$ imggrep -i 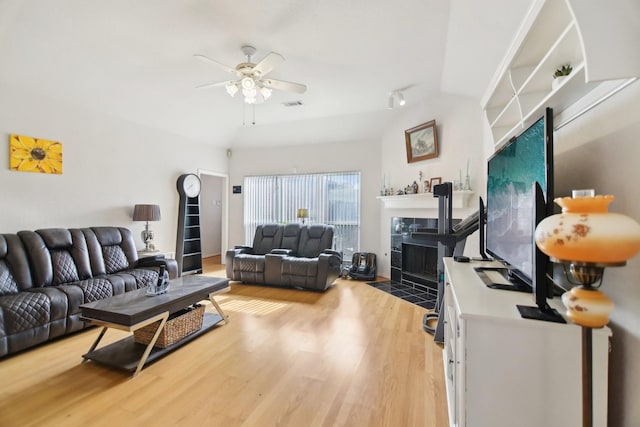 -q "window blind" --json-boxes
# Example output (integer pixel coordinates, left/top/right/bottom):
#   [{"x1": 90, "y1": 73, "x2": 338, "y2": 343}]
[{"x1": 243, "y1": 172, "x2": 360, "y2": 260}]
